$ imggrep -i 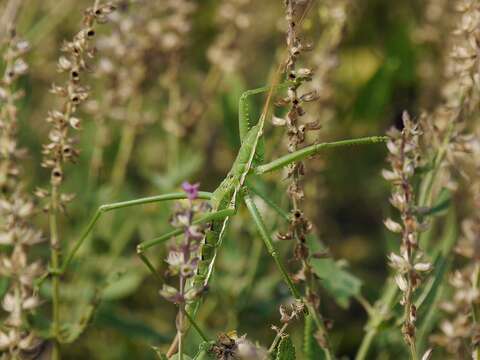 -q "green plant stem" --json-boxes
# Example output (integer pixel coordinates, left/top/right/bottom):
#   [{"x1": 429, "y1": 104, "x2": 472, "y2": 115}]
[
  {"x1": 355, "y1": 280, "x2": 398, "y2": 360},
  {"x1": 137, "y1": 251, "x2": 163, "y2": 282},
  {"x1": 244, "y1": 193, "x2": 333, "y2": 358},
  {"x1": 409, "y1": 343, "x2": 418, "y2": 360},
  {"x1": 254, "y1": 136, "x2": 388, "y2": 175},
  {"x1": 268, "y1": 322, "x2": 289, "y2": 353},
  {"x1": 304, "y1": 314, "x2": 314, "y2": 360},
  {"x1": 184, "y1": 309, "x2": 209, "y2": 342},
  {"x1": 305, "y1": 303, "x2": 334, "y2": 360},
  {"x1": 49, "y1": 185, "x2": 61, "y2": 360},
  {"x1": 87, "y1": 117, "x2": 107, "y2": 188},
  {"x1": 111, "y1": 120, "x2": 137, "y2": 196}
]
